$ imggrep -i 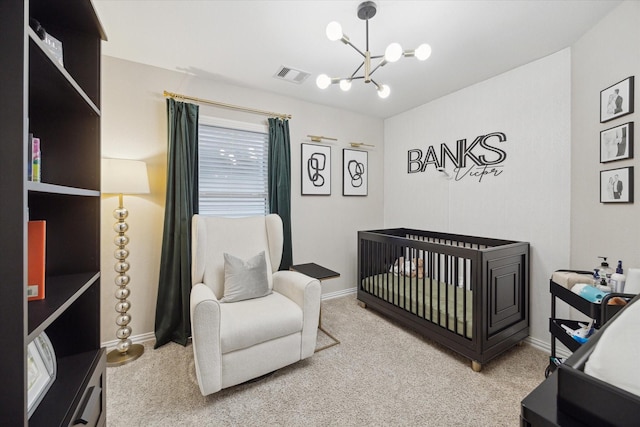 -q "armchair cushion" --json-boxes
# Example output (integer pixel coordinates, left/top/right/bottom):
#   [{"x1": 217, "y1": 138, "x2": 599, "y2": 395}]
[
  {"x1": 220, "y1": 292, "x2": 303, "y2": 353},
  {"x1": 221, "y1": 251, "x2": 271, "y2": 303}
]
